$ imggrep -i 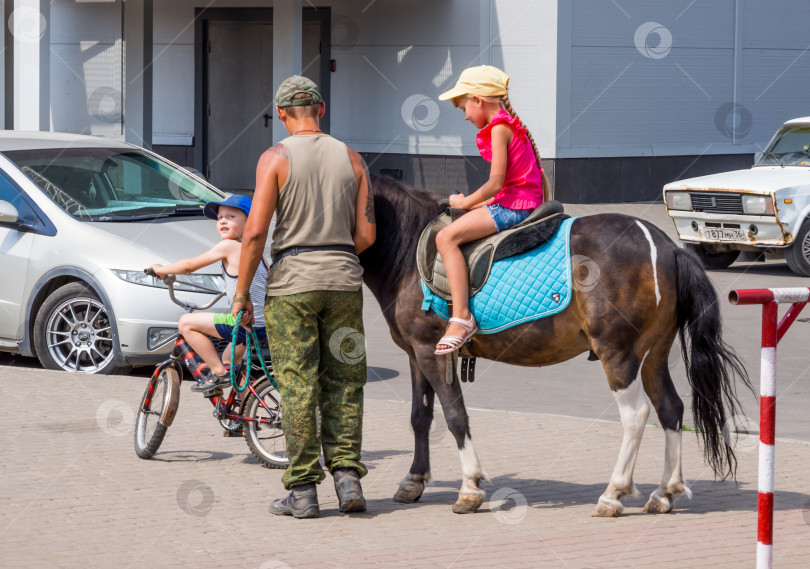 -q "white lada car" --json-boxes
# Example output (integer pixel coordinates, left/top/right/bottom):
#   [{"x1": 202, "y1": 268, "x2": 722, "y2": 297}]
[{"x1": 664, "y1": 117, "x2": 810, "y2": 275}]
